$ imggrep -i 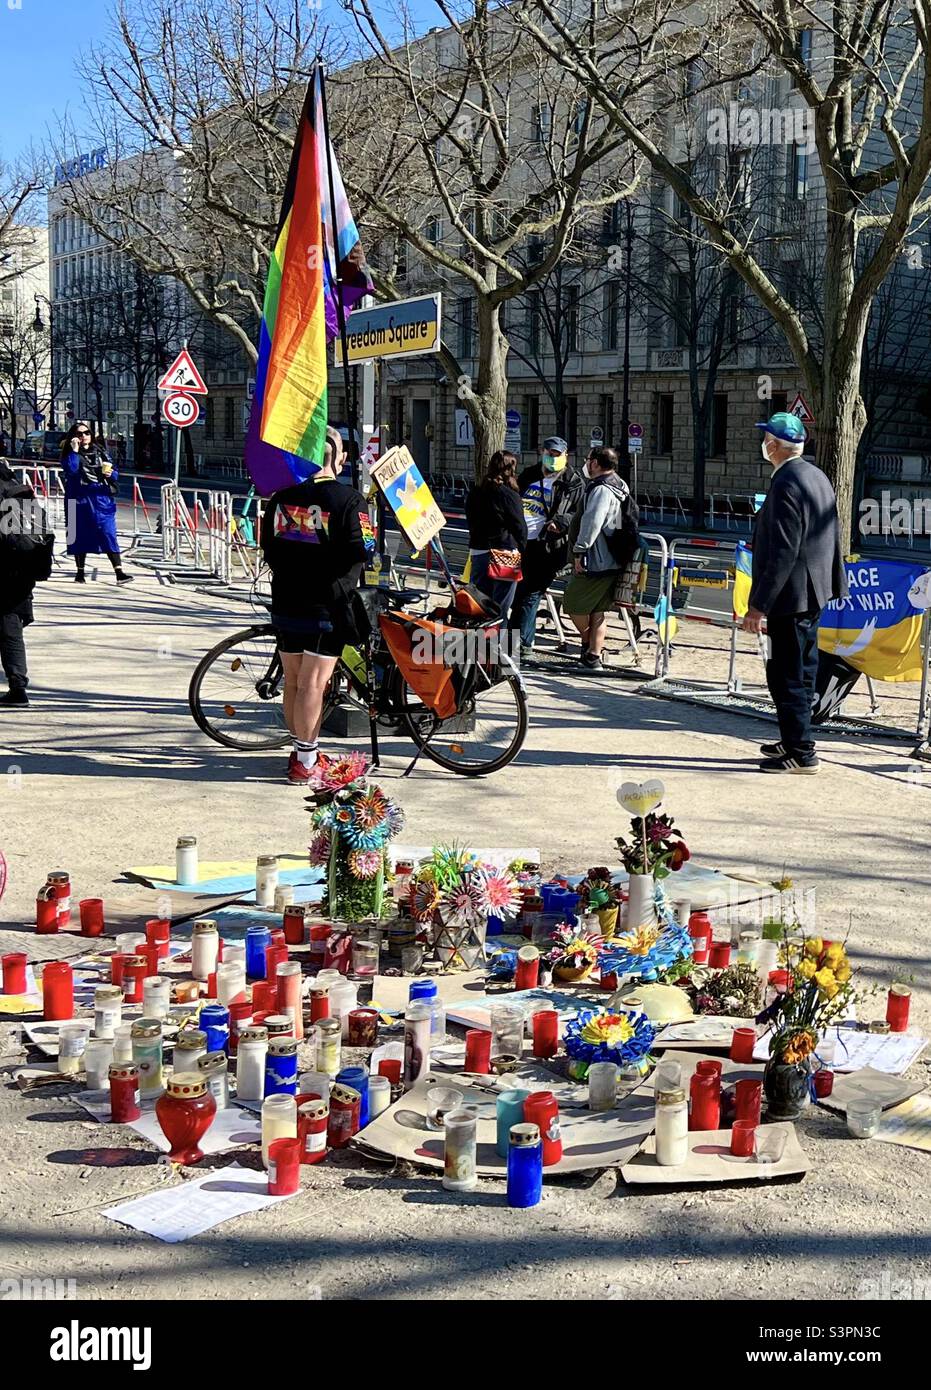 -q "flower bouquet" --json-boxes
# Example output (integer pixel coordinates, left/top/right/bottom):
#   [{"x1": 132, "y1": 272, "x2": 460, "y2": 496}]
[
  {"x1": 691, "y1": 962, "x2": 763, "y2": 1018},
  {"x1": 544, "y1": 922, "x2": 605, "y2": 982},
  {"x1": 576, "y1": 867, "x2": 623, "y2": 937},
  {"x1": 598, "y1": 883, "x2": 693, "y2": 983},
  {"x1": 408, "y1": 844, "x2": 520, "y2": 969},
  {"x1": 563, "y1": 1008, "x2": 656, "y2": 1073},
  {"x1": 306, "y1": 755, "x2": 404, "y2": 923},
  {"x1": 758, "y1": 934, "x2": 859, "y2": 1119},
  {"x1": 616, "y1": 810, "x2": 690, "y2": 930}
]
